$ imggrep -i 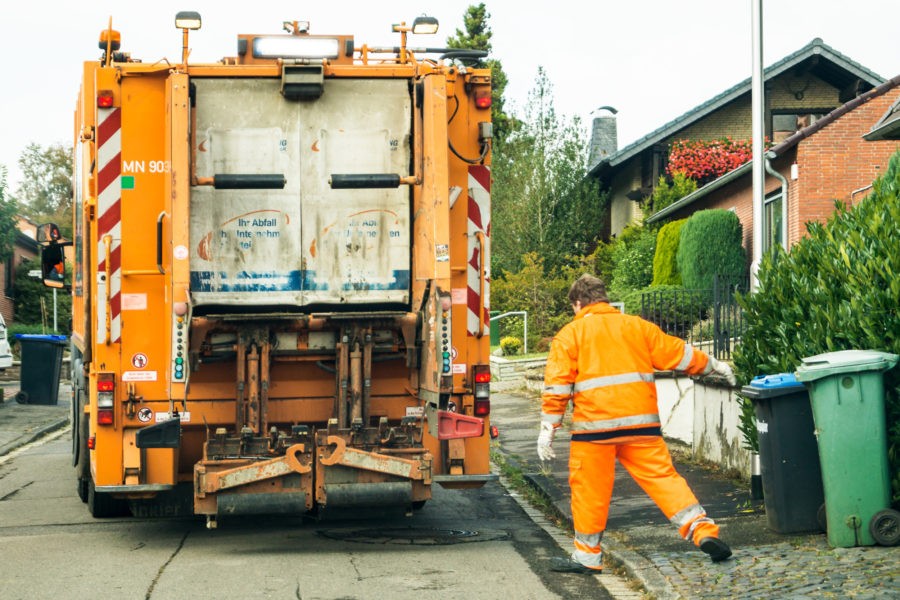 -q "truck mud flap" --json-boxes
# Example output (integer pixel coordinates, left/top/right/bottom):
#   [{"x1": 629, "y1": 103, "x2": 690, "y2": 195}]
[{"x1": 135, "y1": 418, "x2": 181, "y2": 449}]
